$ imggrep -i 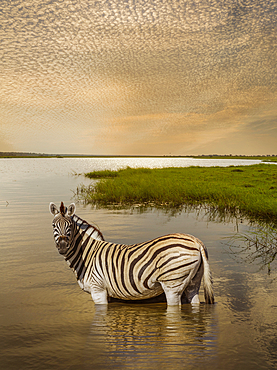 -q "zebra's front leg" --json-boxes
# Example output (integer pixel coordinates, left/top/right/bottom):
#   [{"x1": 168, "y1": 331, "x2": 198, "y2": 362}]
[{"x1": 90, "y1": 286, "x2": 108, "y2": 304}]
